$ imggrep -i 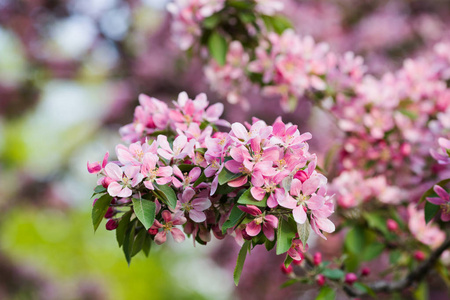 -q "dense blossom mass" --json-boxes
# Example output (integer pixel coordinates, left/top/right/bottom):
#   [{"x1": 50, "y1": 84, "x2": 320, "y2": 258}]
[{"x1": 88, "y1": 92, "x2": 334, "y2": 276}]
